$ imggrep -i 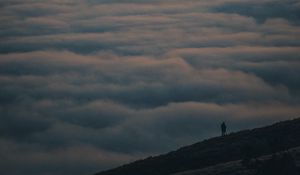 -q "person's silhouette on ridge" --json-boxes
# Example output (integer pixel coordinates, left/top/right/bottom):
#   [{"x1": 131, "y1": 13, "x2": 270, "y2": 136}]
[{"x1": 221, "y1": 122, "x2": 227, "y2": 136}]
